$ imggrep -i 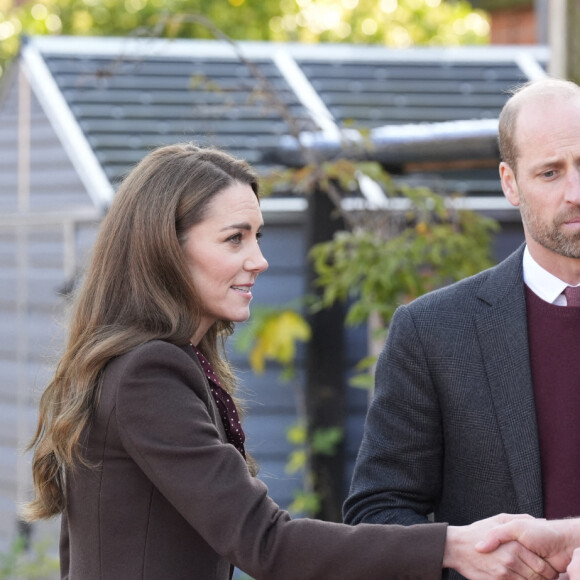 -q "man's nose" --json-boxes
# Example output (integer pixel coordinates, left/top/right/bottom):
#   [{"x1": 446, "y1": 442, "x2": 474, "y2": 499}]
[{"x1": 565, "y1": 168, "x2": 580, "y2": 205}]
